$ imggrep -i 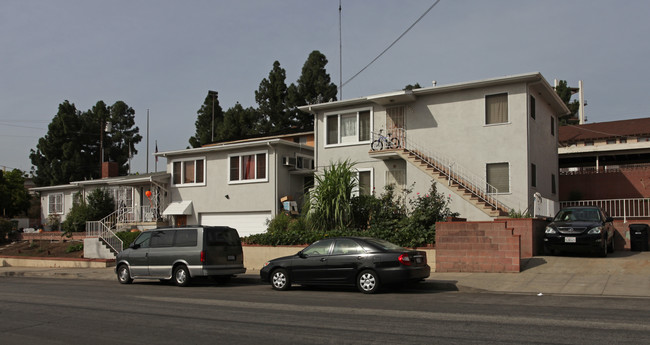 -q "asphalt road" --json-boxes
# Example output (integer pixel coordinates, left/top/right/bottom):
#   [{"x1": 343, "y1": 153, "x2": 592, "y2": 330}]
[{"x1": 1, "y1": 277, "x2": 649, "y2": 344}]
